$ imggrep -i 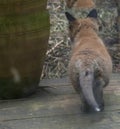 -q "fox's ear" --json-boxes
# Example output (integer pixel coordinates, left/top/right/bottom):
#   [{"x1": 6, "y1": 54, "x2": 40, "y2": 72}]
[
  {"x1": 65, "y1": 12, "x2": 76, "y2": 22},
  {"x1": 87, "y1": 9, "x2": 97, "y2": 19}
]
